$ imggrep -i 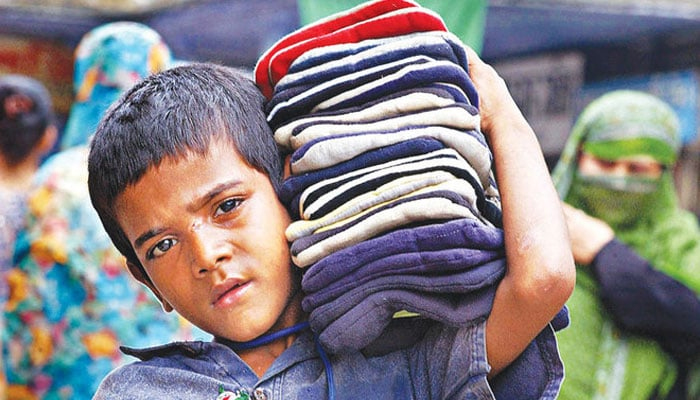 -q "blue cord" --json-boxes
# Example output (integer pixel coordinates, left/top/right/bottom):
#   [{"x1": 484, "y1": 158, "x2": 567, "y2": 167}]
[
  {"x1": 315, "y1": 335, "x2": 336, "y2": 400},
  {"x1": 227, "y1": 321, "x2": 310, "y2": 351},
  {"x1": 222, "y1": 321, "x2": 336, "y2": 400}
]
